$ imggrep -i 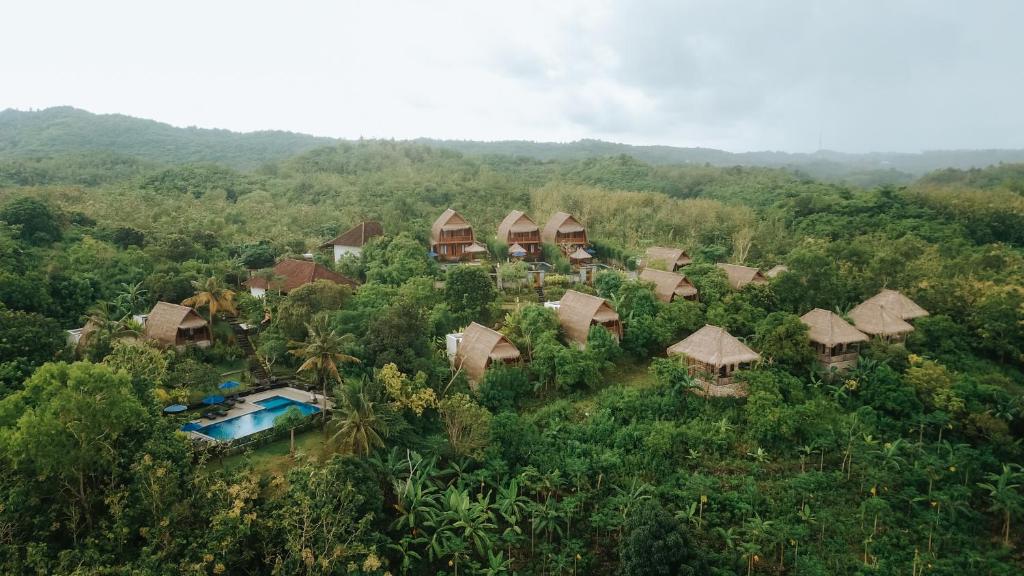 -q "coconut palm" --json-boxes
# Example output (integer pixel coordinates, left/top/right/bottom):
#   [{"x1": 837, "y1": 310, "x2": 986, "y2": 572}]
[
  {"x1": 288, "y1": 315, "x2": 360, "y2": 434},
  {"x1": 331, "y1": 378, "x2": 393, "y2": 455},
  {"x1": 181, "y1": 276, "x2": 237, "y2": 344},
  {"x1": 114, "y1": 281, "x2": 148, "y2": 315}
]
